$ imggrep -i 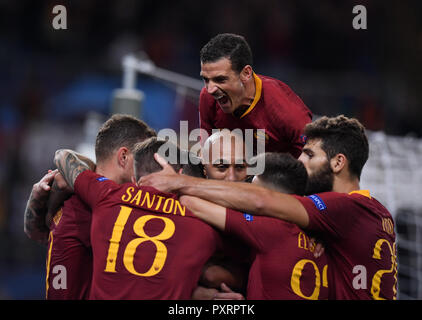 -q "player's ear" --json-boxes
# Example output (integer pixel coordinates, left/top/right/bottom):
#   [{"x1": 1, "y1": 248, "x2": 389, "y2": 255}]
[
  {"x1": 240, "y1": 65, "x2": 253, "y2": 82},
  {"x1": 117, "y1": 147, "x2": 129, "y2": 168},
  {"x1": 330, "y1": 153, "x2": 347, "y2": 174}
]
